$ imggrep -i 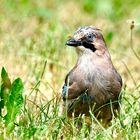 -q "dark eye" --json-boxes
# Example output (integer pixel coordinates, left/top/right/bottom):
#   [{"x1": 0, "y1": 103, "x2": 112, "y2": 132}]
[
  {"x1": 88, "y1": 34, "x2": 92, "y2": 39},
  {"x1": 87, "y1": 33, "x2": 95, "y2": 40}
]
